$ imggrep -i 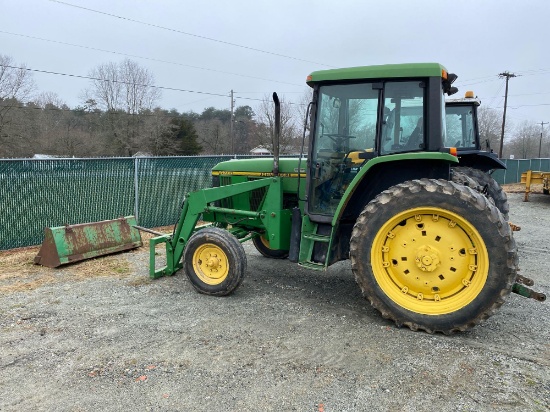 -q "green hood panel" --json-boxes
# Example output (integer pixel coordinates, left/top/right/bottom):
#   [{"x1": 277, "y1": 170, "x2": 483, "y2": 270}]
[
  {"x1": 212, "y1": 157, "x2": 306, "y2": 177},
  {"x1": 212, "y1": 157, "x2": 306, "y2": 195}
]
